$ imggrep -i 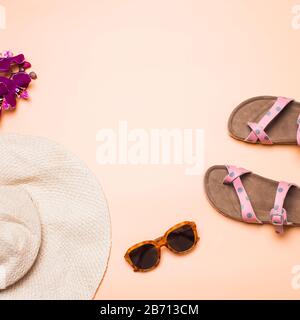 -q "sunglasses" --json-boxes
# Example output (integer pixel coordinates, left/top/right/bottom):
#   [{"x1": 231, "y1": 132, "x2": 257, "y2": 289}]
[{"x1": 125, "y1": 221, "x2": 199, "y2": 272}]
